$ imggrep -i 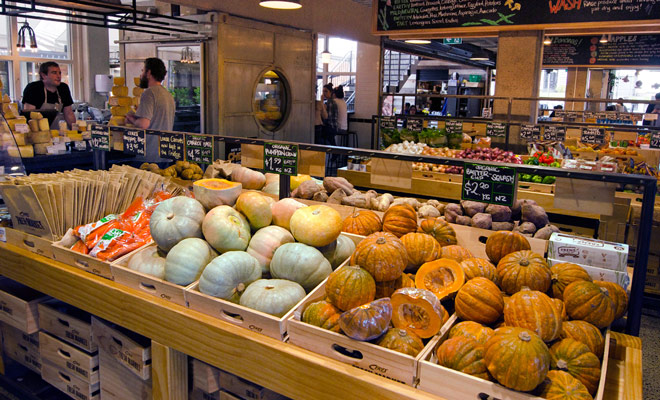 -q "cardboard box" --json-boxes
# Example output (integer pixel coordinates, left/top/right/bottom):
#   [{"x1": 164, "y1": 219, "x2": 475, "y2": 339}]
[
  {"x1": 547, "y1": 233, "x2": 628, "y2": 272},
  {"x1": 193, "y1": 358, "x2": 221, "y2": 393},
  {"x1": 547, "y1": 258, "x2": 630, "y2": 290},
  {"x1": 219, "y1": 371, "x2": 288, "y2": 400}
]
